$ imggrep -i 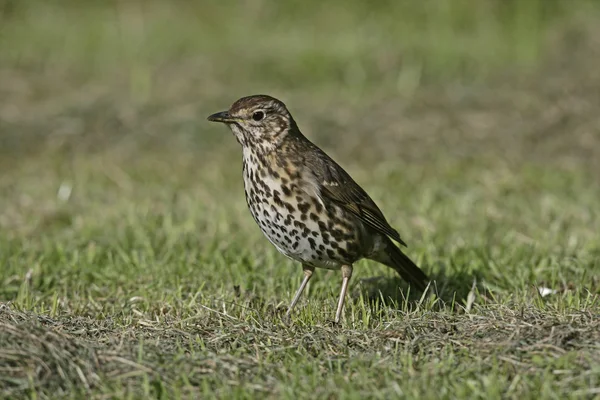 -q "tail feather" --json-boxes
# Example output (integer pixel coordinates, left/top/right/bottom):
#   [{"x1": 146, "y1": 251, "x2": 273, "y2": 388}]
[{"x1": 380, "y1": 239, "x2": 429, "y2": 292}]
